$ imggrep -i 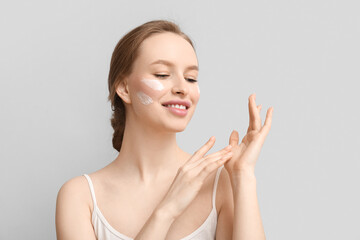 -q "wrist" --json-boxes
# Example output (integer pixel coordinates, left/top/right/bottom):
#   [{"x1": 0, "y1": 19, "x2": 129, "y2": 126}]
[
  {"x1": 154, "y1": 204, "x2": 177, "y2": 223},
  {"x1": 229, "y1": 168, "x2": 257, "y2": 190},
  {"x1": 230, "y1": 167, "x2": 256, "y2": 180}
]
